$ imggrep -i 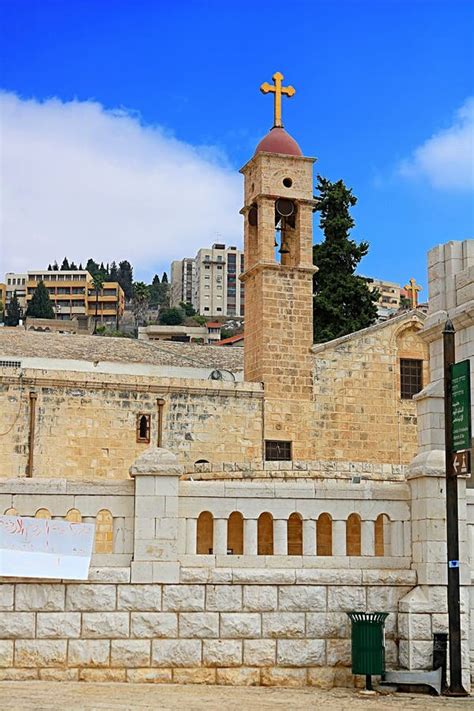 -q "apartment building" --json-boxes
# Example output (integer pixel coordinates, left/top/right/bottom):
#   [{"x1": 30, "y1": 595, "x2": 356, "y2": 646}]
[
  {"x1": 366, "y1": 277, "x2": 401, "y2": 320},
  {"x1": 4, "y1": 273, "x2": 28, "y2": 309},
  {"x1": 26, "y1": 270, "x2": 125, "y2": 324},
  {"x1": 171, "y1": 243, "x2": 244, "y2": 317}
]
